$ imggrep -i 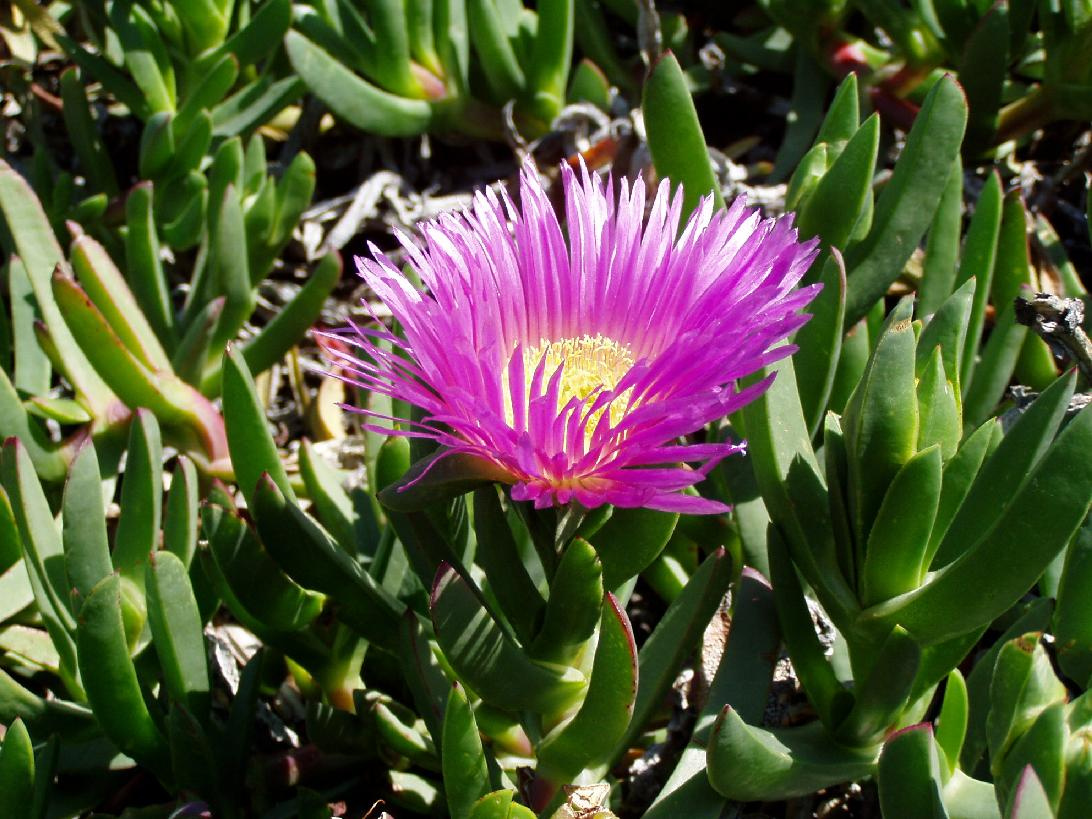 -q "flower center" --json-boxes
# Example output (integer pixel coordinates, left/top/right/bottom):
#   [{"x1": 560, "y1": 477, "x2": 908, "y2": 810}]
[{"x1": 505, "y1": 334, "x2": 635, "y2": 435}]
